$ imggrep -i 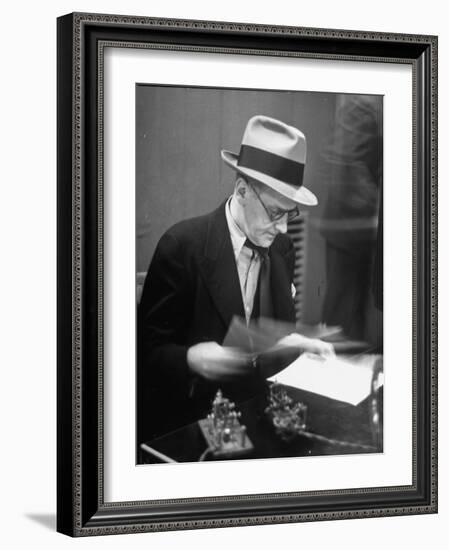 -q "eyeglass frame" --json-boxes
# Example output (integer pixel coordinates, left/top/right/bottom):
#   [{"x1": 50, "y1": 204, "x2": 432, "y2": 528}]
[{"x1": 247, "y1": 180, "x2": 301, "y2": 223}]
